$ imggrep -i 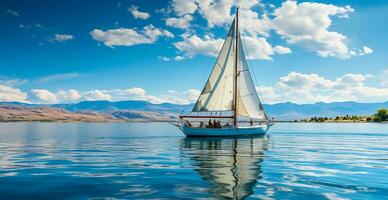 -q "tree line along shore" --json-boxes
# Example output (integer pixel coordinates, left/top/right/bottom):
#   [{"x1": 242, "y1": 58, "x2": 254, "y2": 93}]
[{"x1": 292, "y1": 108, "x2": 388, "y2": 123}]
